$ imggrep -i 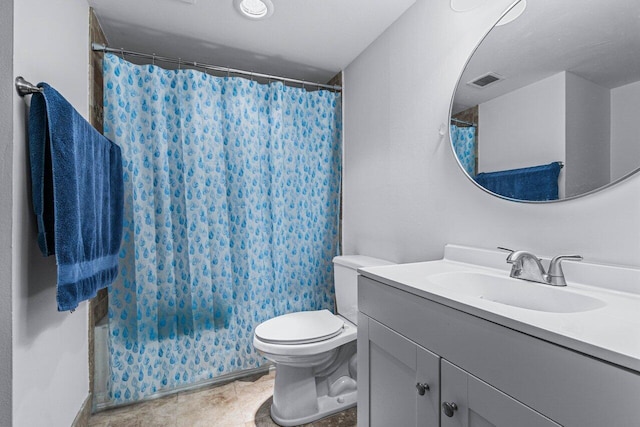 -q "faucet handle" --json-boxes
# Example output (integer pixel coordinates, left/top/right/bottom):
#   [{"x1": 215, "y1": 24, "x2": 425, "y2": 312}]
[
  {"x1": 547, "y1": 255, "x2": 583, "y2": 286},
  {"x1": 497, "y1": 247, "x2": 516, "y2": 261},
  {"x1": 548, "y1": 254, "x2": 582, "y2": 274}
]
